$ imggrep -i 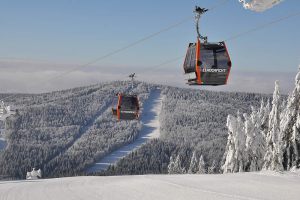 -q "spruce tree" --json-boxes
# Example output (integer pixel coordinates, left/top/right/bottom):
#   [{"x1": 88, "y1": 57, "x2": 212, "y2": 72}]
[
  {"x1": 280, "y1": 67, "x2": 300, "y2": 169},
  {"x1": 188, "y1": 151, "x2": 198, "y2": 174},
  {"x1": 197, "y1": 155, "x2": 206, "y2": 174},
  {"x1": 263, "y1": 81, "x2": 284, "y2": 171}
]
